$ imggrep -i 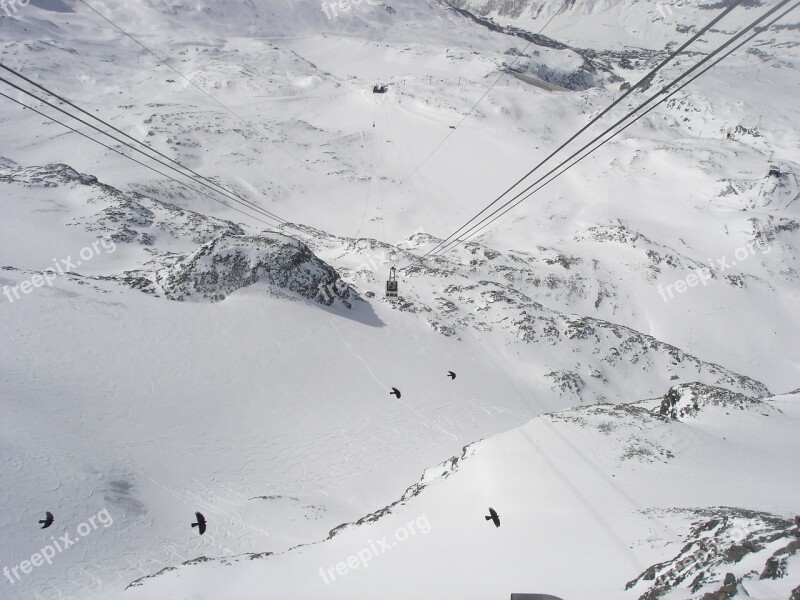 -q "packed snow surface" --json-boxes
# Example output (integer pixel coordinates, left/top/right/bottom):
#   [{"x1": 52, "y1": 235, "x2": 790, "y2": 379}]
[{"x1": 1, "y1": 0, "x2": 798, "y2": 599}]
